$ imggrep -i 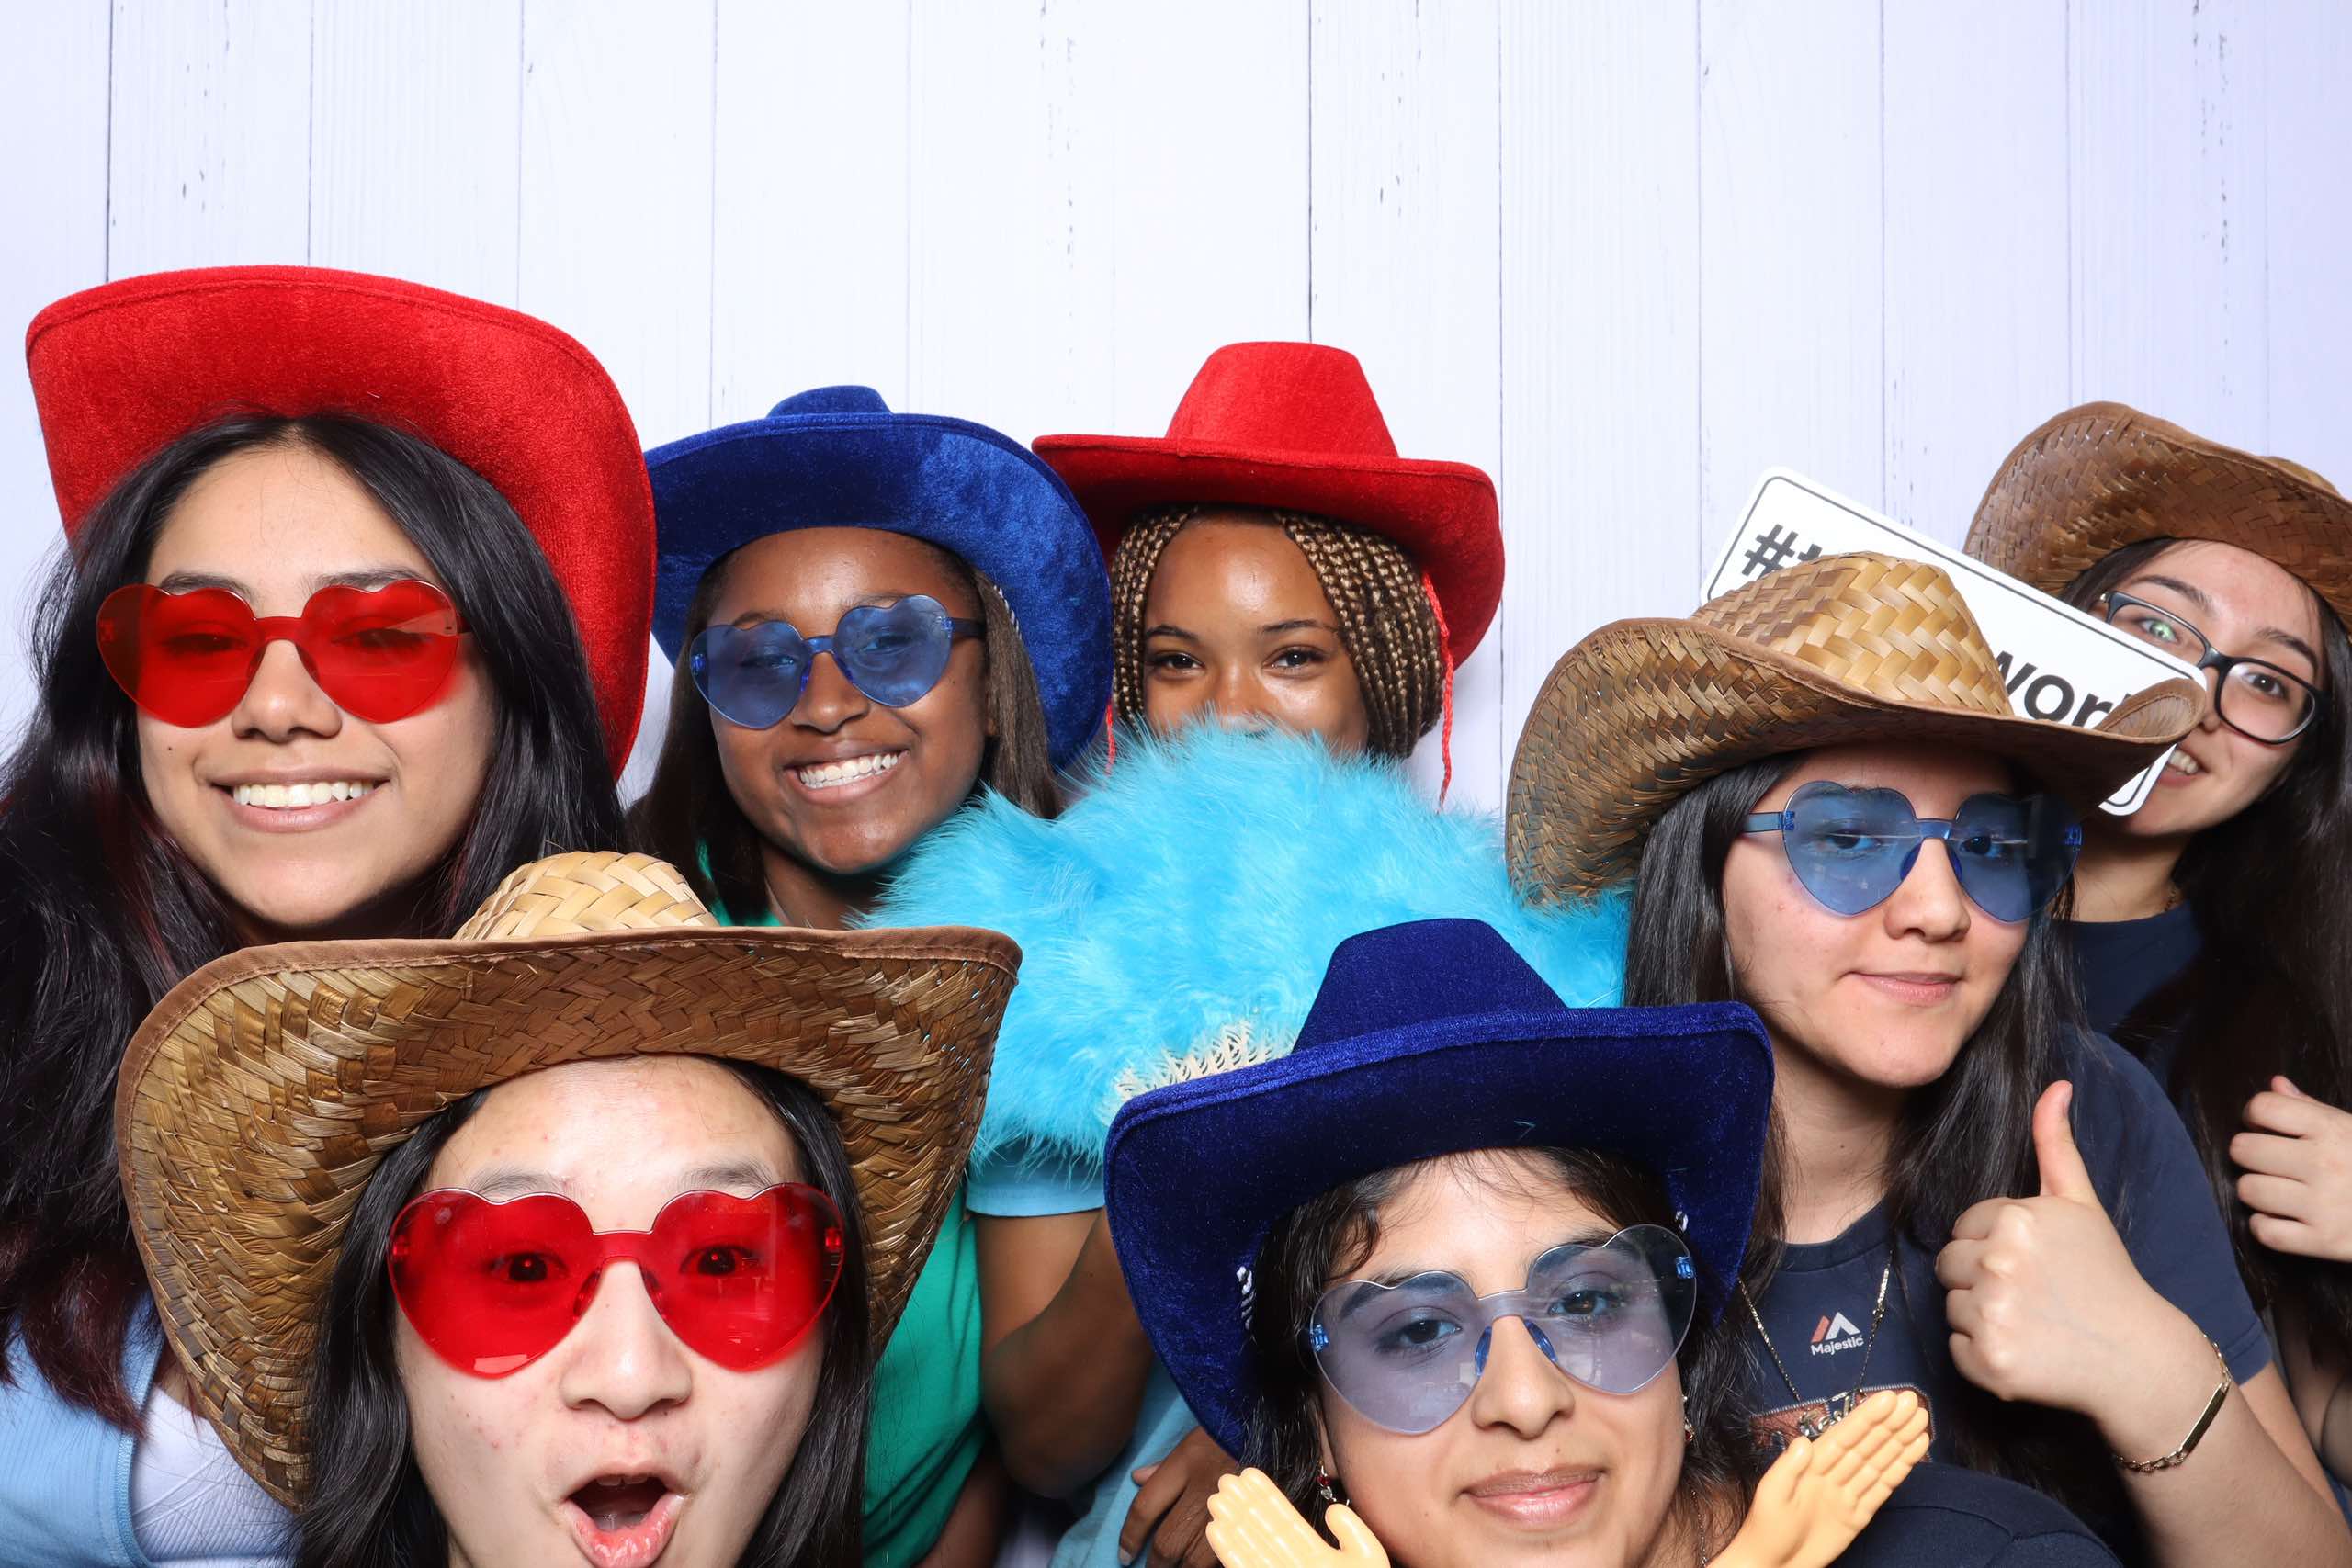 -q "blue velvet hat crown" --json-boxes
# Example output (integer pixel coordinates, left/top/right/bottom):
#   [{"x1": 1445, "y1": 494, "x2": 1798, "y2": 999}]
[
  {"x1": 1103, "y1": 918, "x2": 1773, "y2": 1461},
  {"x1": 647, "y1": 387, "x2": 1113, "y2": 766}
]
